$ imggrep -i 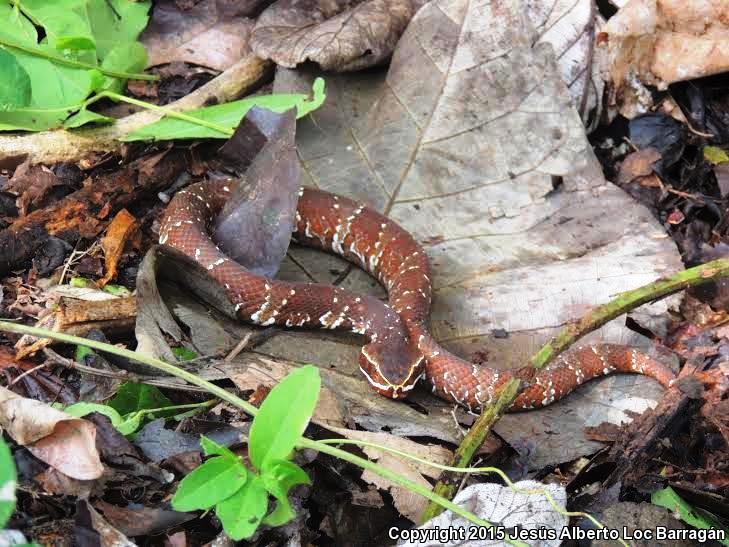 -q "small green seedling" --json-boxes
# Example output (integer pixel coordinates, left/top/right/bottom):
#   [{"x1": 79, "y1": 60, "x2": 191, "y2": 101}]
[
  {"x1": 171, "y1": 365, "x2": 320, "y2": 540},
  {"x1": 61, "y1": 382, "x2": 212, "y2": 436}
]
